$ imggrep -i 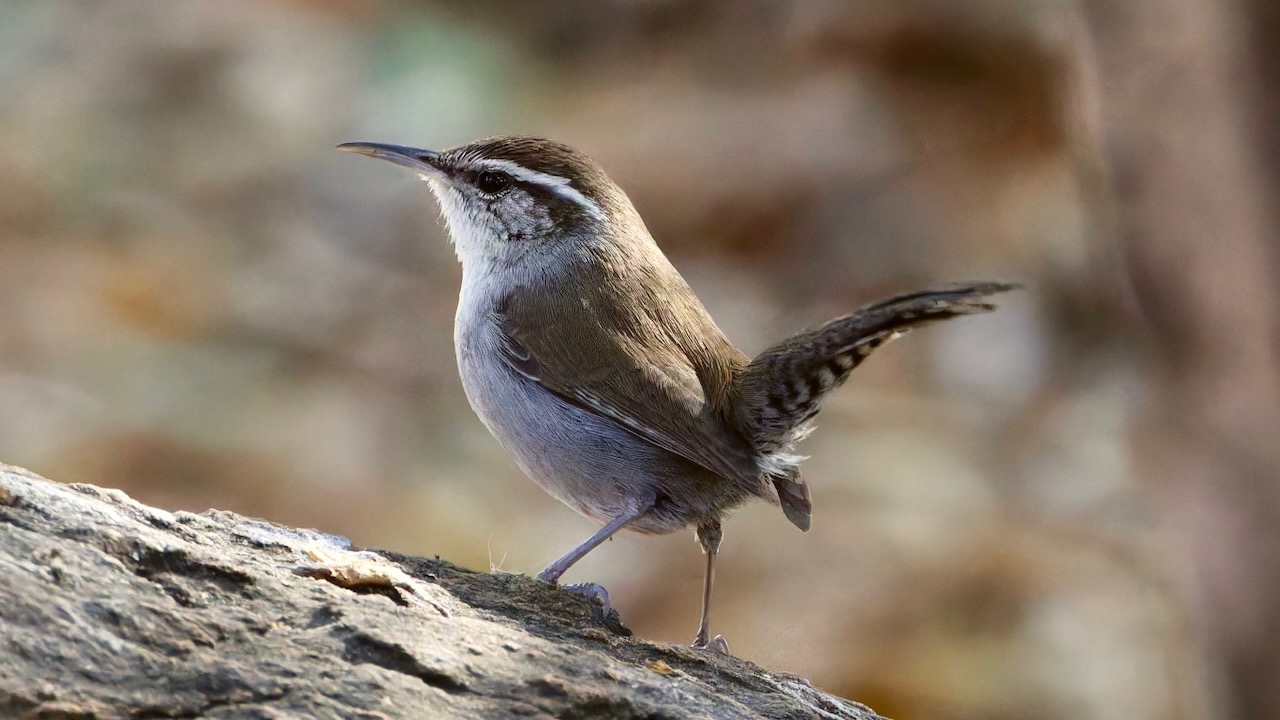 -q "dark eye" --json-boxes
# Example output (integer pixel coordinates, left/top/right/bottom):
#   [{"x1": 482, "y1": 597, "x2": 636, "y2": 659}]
[{"x1": 475, "y1": 170, "x2": 511, "y2": 194}]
